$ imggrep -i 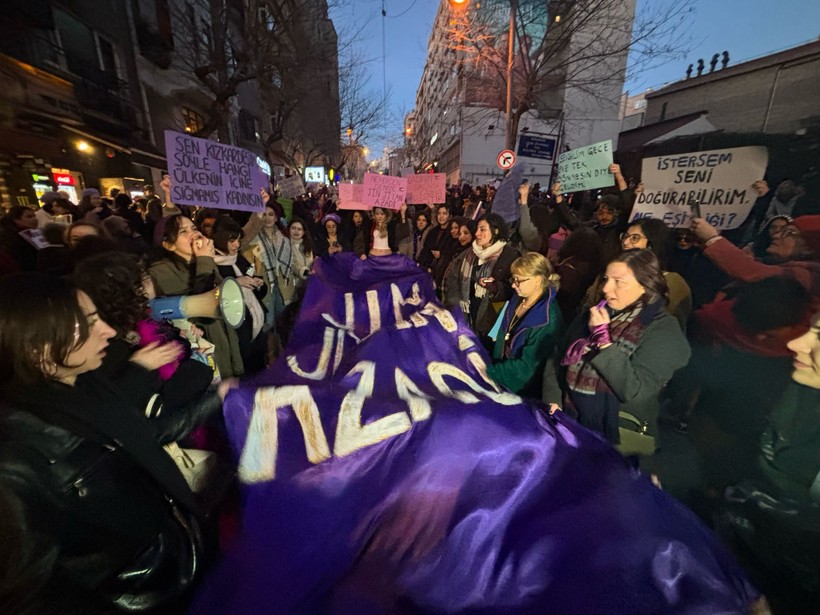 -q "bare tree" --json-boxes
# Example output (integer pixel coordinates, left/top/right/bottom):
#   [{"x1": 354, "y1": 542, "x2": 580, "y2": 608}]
[{"x1": 446, "y1": 0, "x2": 696, "y2": 148}]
